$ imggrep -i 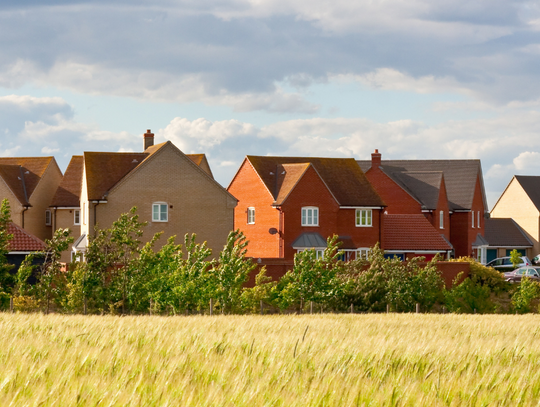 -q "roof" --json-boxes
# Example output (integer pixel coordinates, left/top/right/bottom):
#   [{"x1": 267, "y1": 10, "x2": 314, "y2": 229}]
[
  {"x1": 514, "y1": 176, "x2": 540, "y2": 212},
  {"x1": 0, "y1": 157, "x2": 55, "y2": 205},
  {"x1": 247, "y1": 156, "x2": 385, "y2": 207},
  {"x1": 358, "y1": 159, "x2": 485, "y2": 211},
  {"x1": 383, "y1": 214, "x2": 453, "y2": 251},
  {"x1": 292, "y1": 232, "x2": 327, "y2": 248},
  {"x1": 389, "y1": 171, "x2": 444, "y2": 210},
  {"x1": 50, "y1": 156, "x2": 84, "y2": 207},
  {"x1": 484, "y1": 218, "x2": 533, "y2": 247},
  {"x1": 7, "y1": 222, "x2": 46, "y2": 252},
  {"x1": 83, "y1": 142, "x2": 215, "y2": 201}
]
